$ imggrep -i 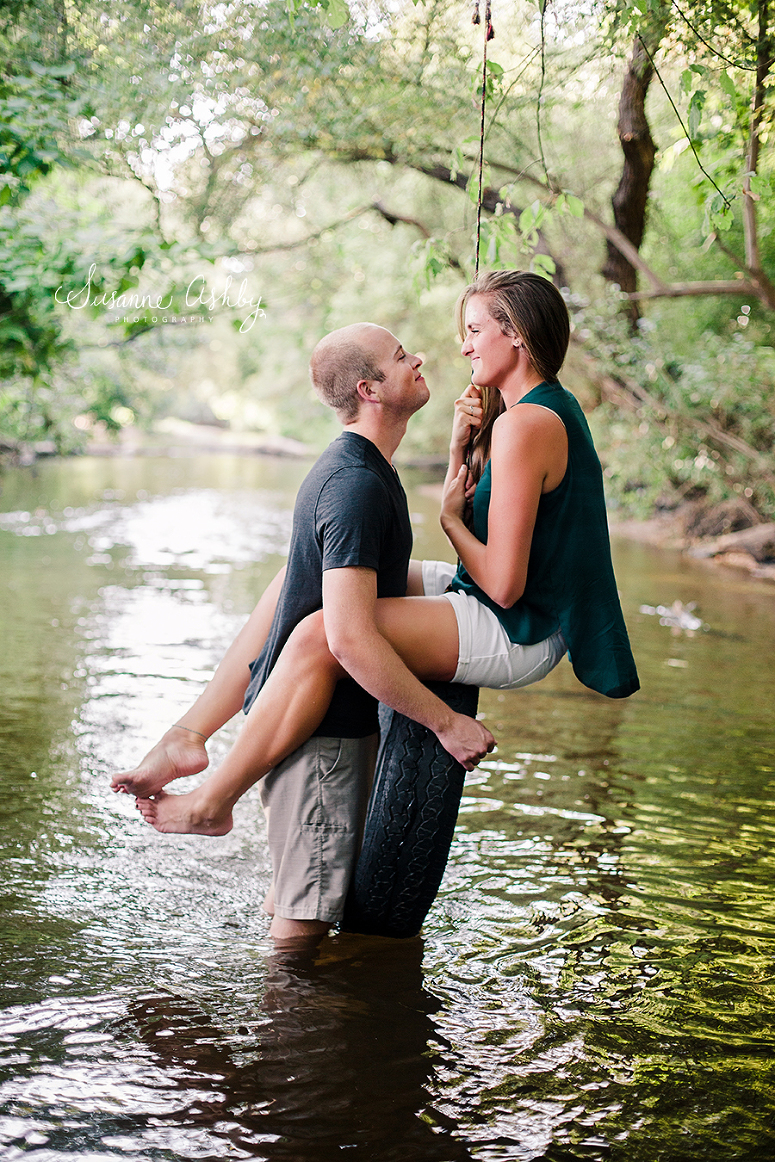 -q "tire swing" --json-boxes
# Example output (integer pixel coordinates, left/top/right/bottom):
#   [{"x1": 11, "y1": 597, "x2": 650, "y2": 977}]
[{"x1": 342, "y1": 3, "x2": 495, "y2": 940}]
